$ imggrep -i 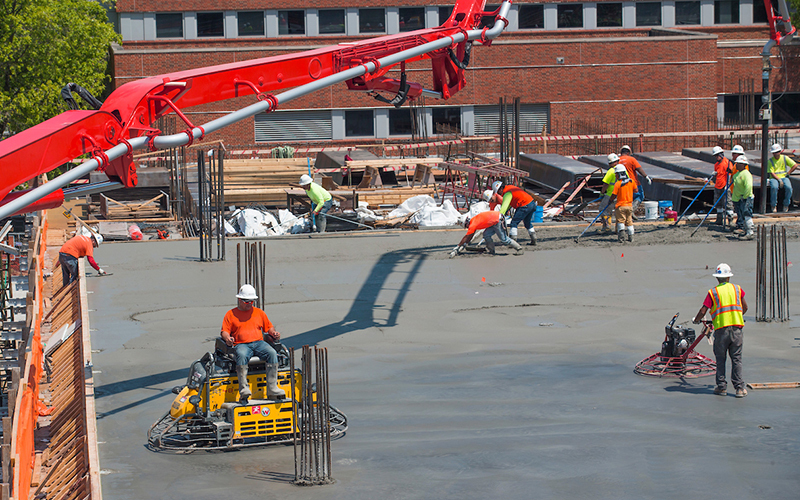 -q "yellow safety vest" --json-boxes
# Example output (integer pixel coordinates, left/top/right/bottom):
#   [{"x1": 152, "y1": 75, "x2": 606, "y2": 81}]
[{"x1": 709, "y1": 282, "x2": 744, "y2": 329}]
